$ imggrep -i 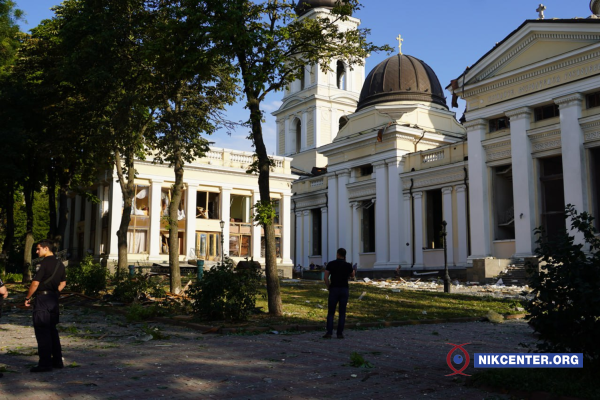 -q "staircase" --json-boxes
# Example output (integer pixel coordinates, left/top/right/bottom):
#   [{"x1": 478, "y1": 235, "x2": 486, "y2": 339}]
[{"x1": 486, "y1": 259, "x2": 531, "y2": 286}]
